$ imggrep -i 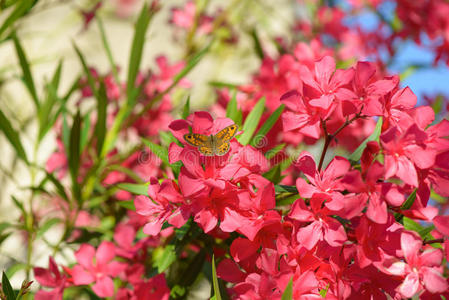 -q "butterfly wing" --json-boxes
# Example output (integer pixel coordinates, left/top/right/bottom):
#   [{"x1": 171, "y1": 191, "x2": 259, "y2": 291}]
[
  {"x1": 215, "y1": 124, "x2": 238, "y2": 142},
  {"x1": 184, "y1": 133, "x2": 215, "y2": 156},
  {"x1": 213, "y1": 124, "x2": 238, "y2": 155},
  {"x1": 184, "y1": 133, "x2": 209, "y2": 146}
]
